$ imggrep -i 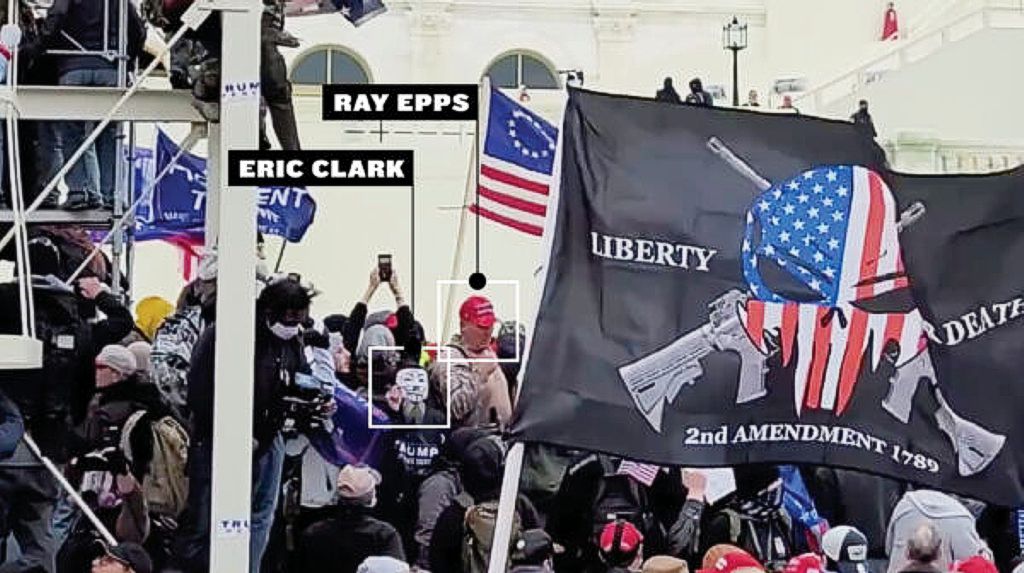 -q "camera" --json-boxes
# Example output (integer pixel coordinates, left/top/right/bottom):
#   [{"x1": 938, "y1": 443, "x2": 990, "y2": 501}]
[{"x1": 282, "y1": 372, "x2": 334, "y2": 435}]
